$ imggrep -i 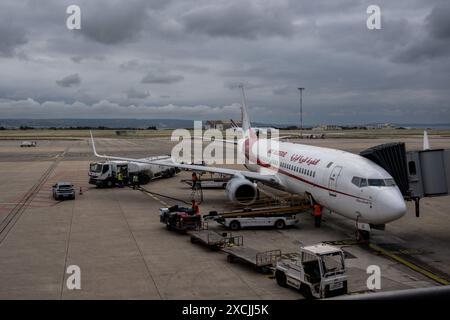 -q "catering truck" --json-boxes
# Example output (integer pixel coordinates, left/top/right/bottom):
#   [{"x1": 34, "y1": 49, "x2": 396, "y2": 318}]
[{"x1": 88, "y1": 156, "x2": 179, "y2": 188}]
